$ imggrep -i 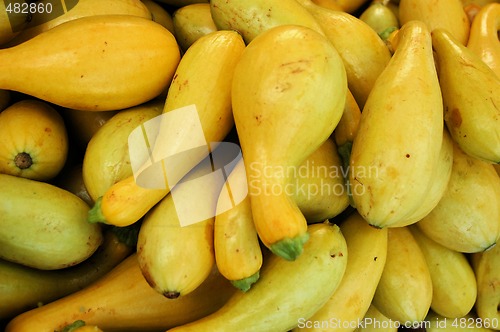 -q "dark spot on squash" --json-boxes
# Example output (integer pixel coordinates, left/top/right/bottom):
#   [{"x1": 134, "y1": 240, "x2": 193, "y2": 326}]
[
  {"x1": 14, "y1": 152, "x2": 32, "y2": 169},
  {"x1": 449, "y1": 108, "x2": 462, "y2": 127},
  {"x1": 164, "y1": 291, "x2": 181, "y2": 299}
]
